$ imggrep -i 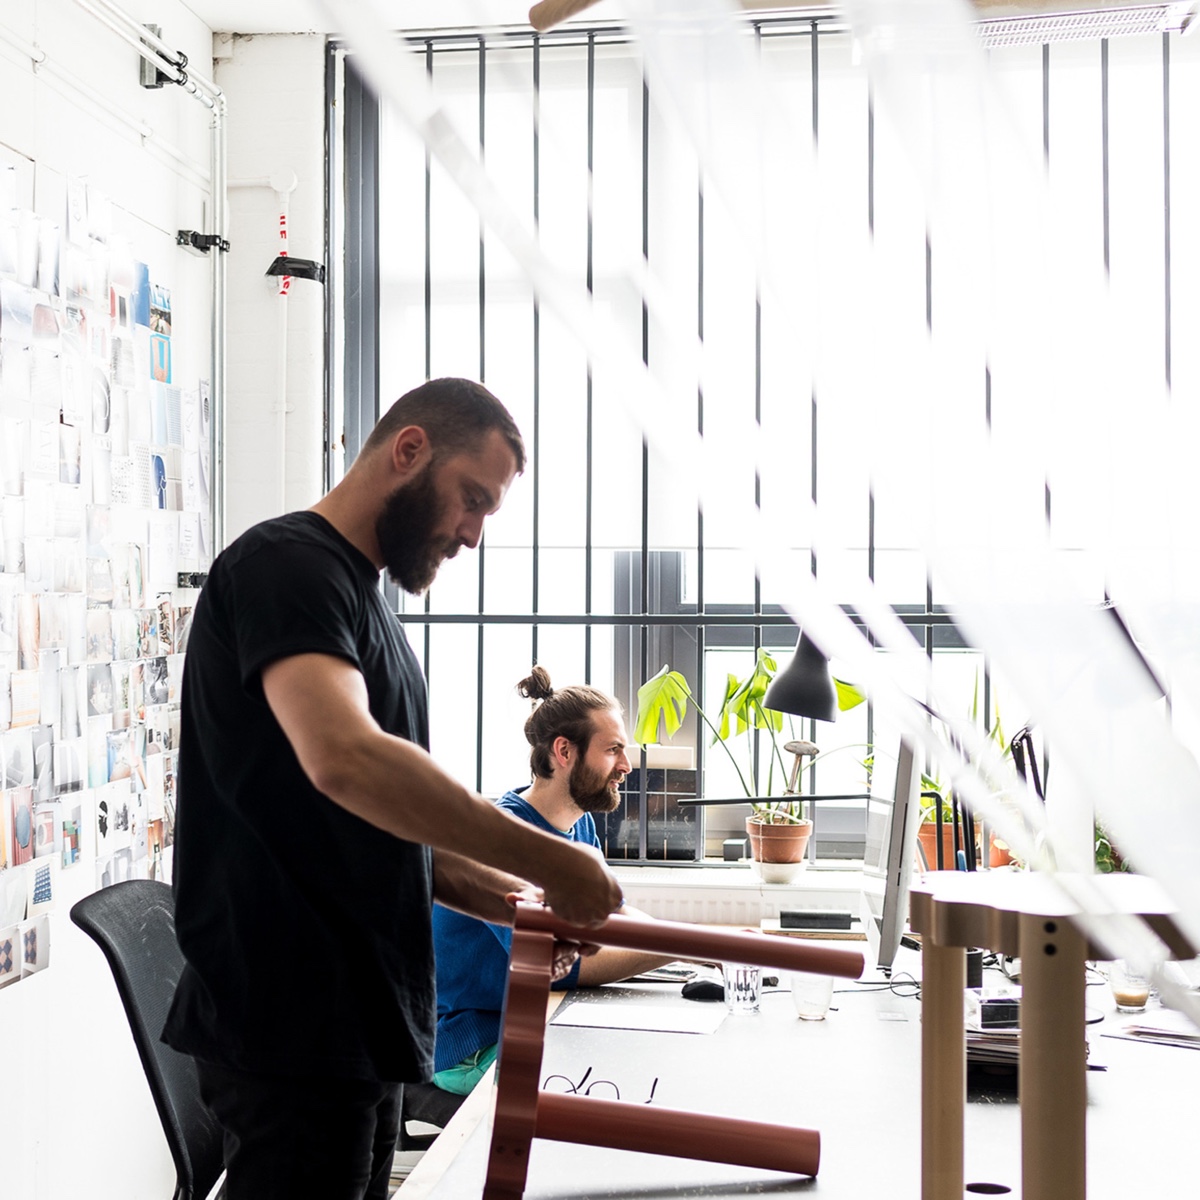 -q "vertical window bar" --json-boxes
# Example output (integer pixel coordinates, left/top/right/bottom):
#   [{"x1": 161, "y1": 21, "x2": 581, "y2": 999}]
[
  {"x1": 476, "y1": 36, "x2": 487, "y2": 792},
  {"x1": 1101, "y1": 39, "x2": 1110, "y2": 275},
  {"x1": 805, "y1": 20, "x2": 819, "y2": 807},
  {"x1": 1042, "y1": 42, "x2": 1050, "y2": 166},
  {"x1": 422, "y1": 42, "x2": 434, "y2": 680},
  {"x1": 1162, "y1": 32, "x2": 1171, "y2": 390},
  {"x1": 532, "y1": 36, "x2": 542, "y2": 666},
  {"x1": 585, "y1": 32, "x2": 596, "y2": 681},
  {"x1": 696, "y1": 171, "x2": 707, "y2": 857},
  {"x1": 638, "y1": 63, "x2": 650, "y2": 860},
  {"x1": 424, "y1": 42, "x2": 433, "y2": 380}
]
